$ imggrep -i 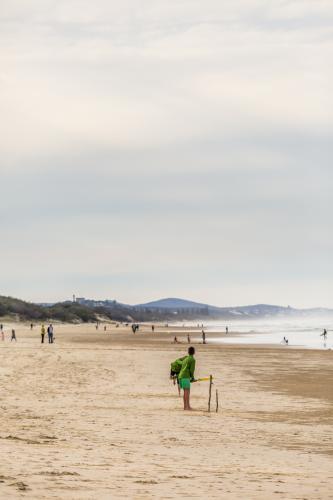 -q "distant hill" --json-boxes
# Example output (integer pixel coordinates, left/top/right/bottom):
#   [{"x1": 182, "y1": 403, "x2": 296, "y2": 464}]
[
  {"x1": 1, "y1": 295, "x2": 333, "y2": 323},
  {"x1": 136, "y1": 298, "x2": 333, "y2": 319},
  {"x1": 136, "y1": 297, "x2": 289, "y2": 316},
  {"x1": 136, "y1": 297, "x2": 213, "y2": 309}
]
